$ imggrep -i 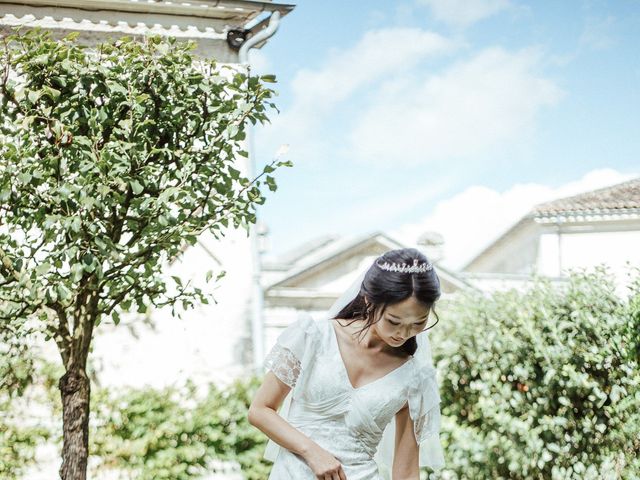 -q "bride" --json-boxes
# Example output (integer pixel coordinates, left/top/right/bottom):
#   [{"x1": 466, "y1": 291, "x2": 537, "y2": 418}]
[{"x1": 248, "y1": 247, "x2": 445, "y2": 480}]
